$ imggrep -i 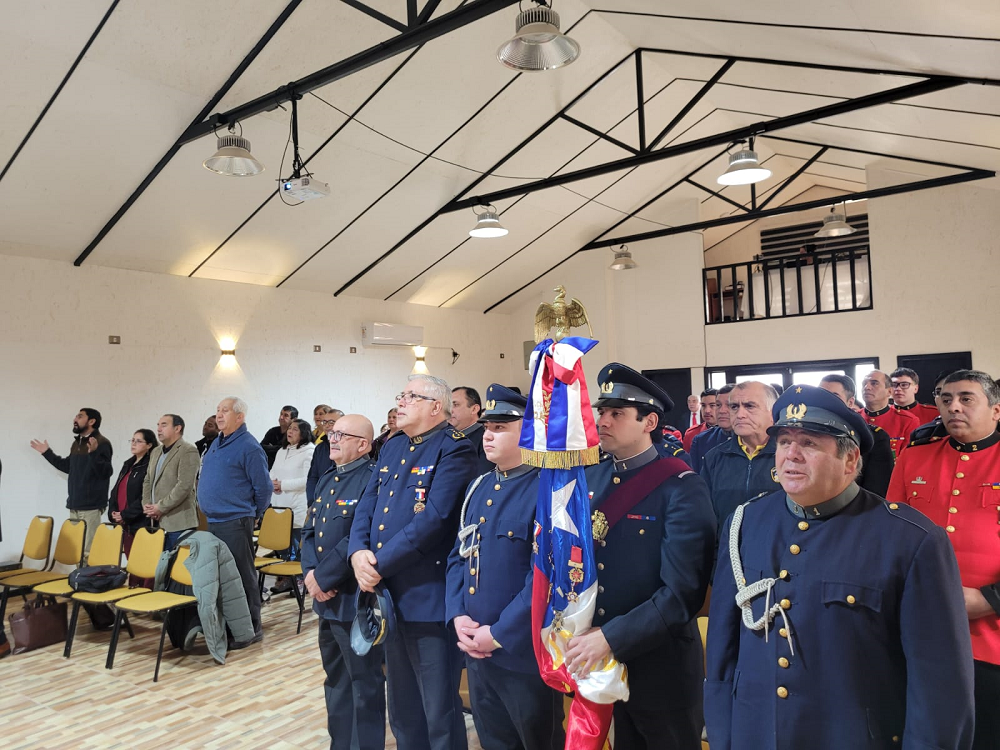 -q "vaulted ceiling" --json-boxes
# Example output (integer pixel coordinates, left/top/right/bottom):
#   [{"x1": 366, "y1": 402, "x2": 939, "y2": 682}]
[{"x1": 2, "y1": 0, "x2": 998, "y2": 313}]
